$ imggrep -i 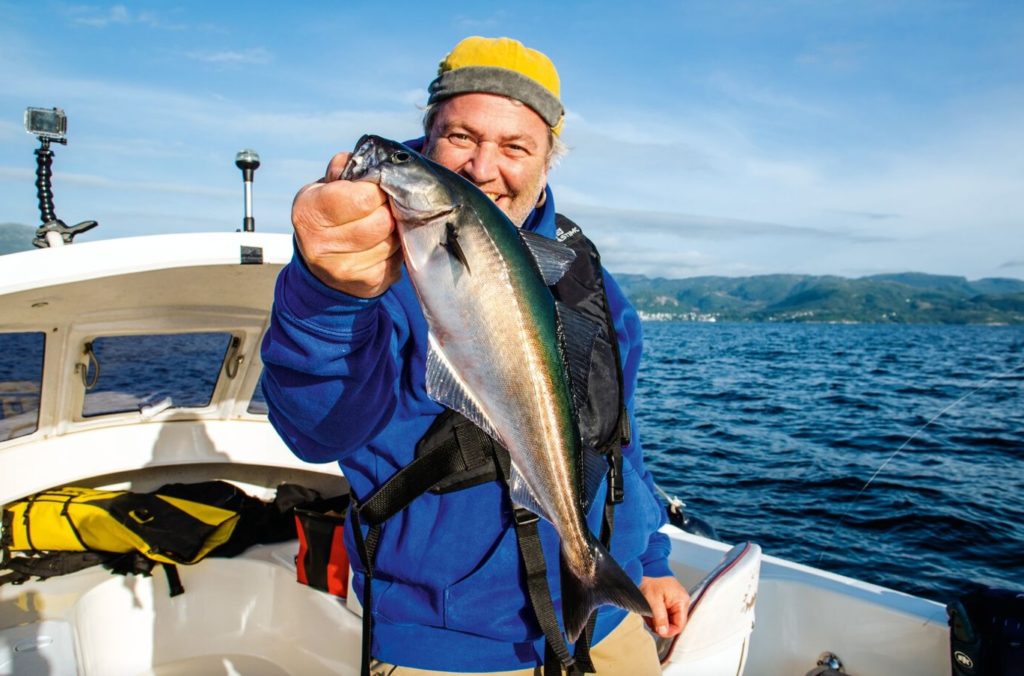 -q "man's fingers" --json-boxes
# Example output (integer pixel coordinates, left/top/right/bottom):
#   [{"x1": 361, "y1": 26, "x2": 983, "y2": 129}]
[
  {"x1": 640, "y1": 576, "x2": 691, "y2": 638},
  {"x1": 649, "y1": 598, "x2": 670, "y2": 636},
  {"x1": 289, "y1": 147, "x2": 401, "y2": 297},
  {"x1": 295, "y1": 180, "x2": 389, "y2": 236},
  {"x1": 666, "y1": 594, "x2": 687, "y2": 634},
  {"x1": 325, "y1": 152, "x2": 352, "y2": 181}
]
